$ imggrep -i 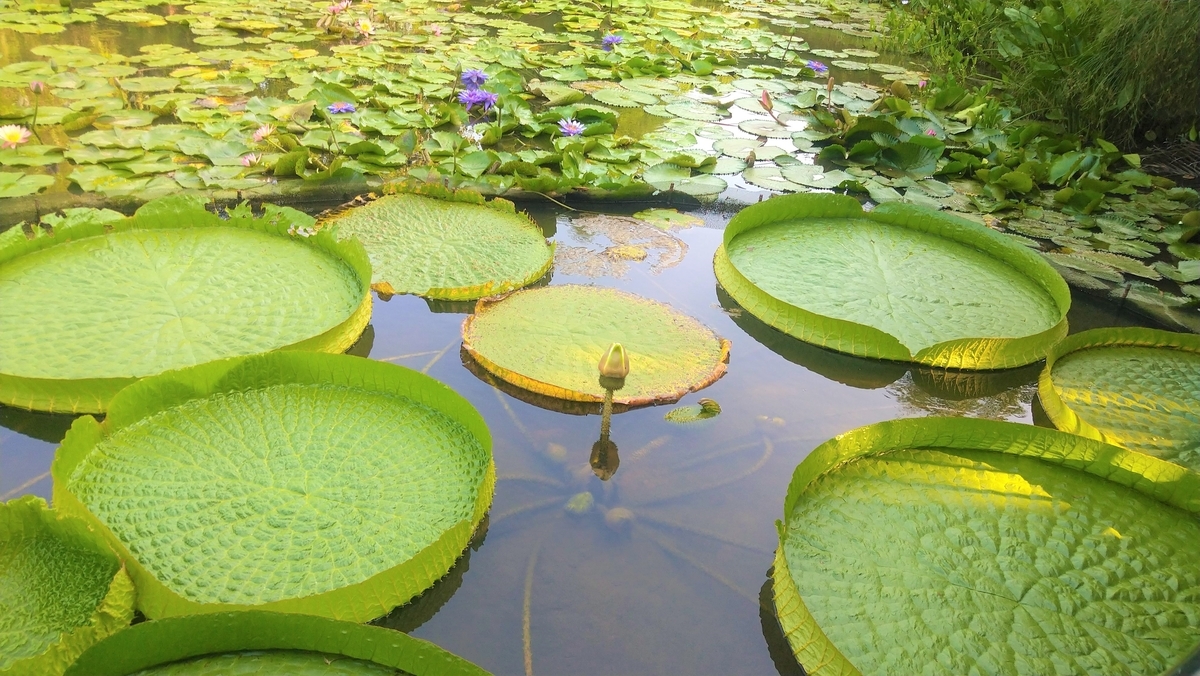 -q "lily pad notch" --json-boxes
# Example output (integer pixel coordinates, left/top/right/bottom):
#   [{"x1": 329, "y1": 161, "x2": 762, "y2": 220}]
[
  {"x1": 0, "y1": 496, "x2": 135, "y2": 676},
  {"x1": 0, "y1": 195, "x2": 373, "y2": 414},
  {"x1": 773, "y1": 417, "x2": 1200, "y2": 676},
  {"x1": 64, "y1": 612, "x2": 490, "y2": 676},
  {"x1": 51, "y1": 351, "x2": 494, "y2": 622},
  {"x1": 714, "y1": 193, "x2": 1071, "y2": 369},
  {"x1": 1039, "y1": 326, "x2": 1200, "y2": 472},
  {"x1": 317, "y1": 184, "x2": 554, "y2": 301},
  {"x1": 462, "y1": 285, "x2": 730, "y2": 407}
]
